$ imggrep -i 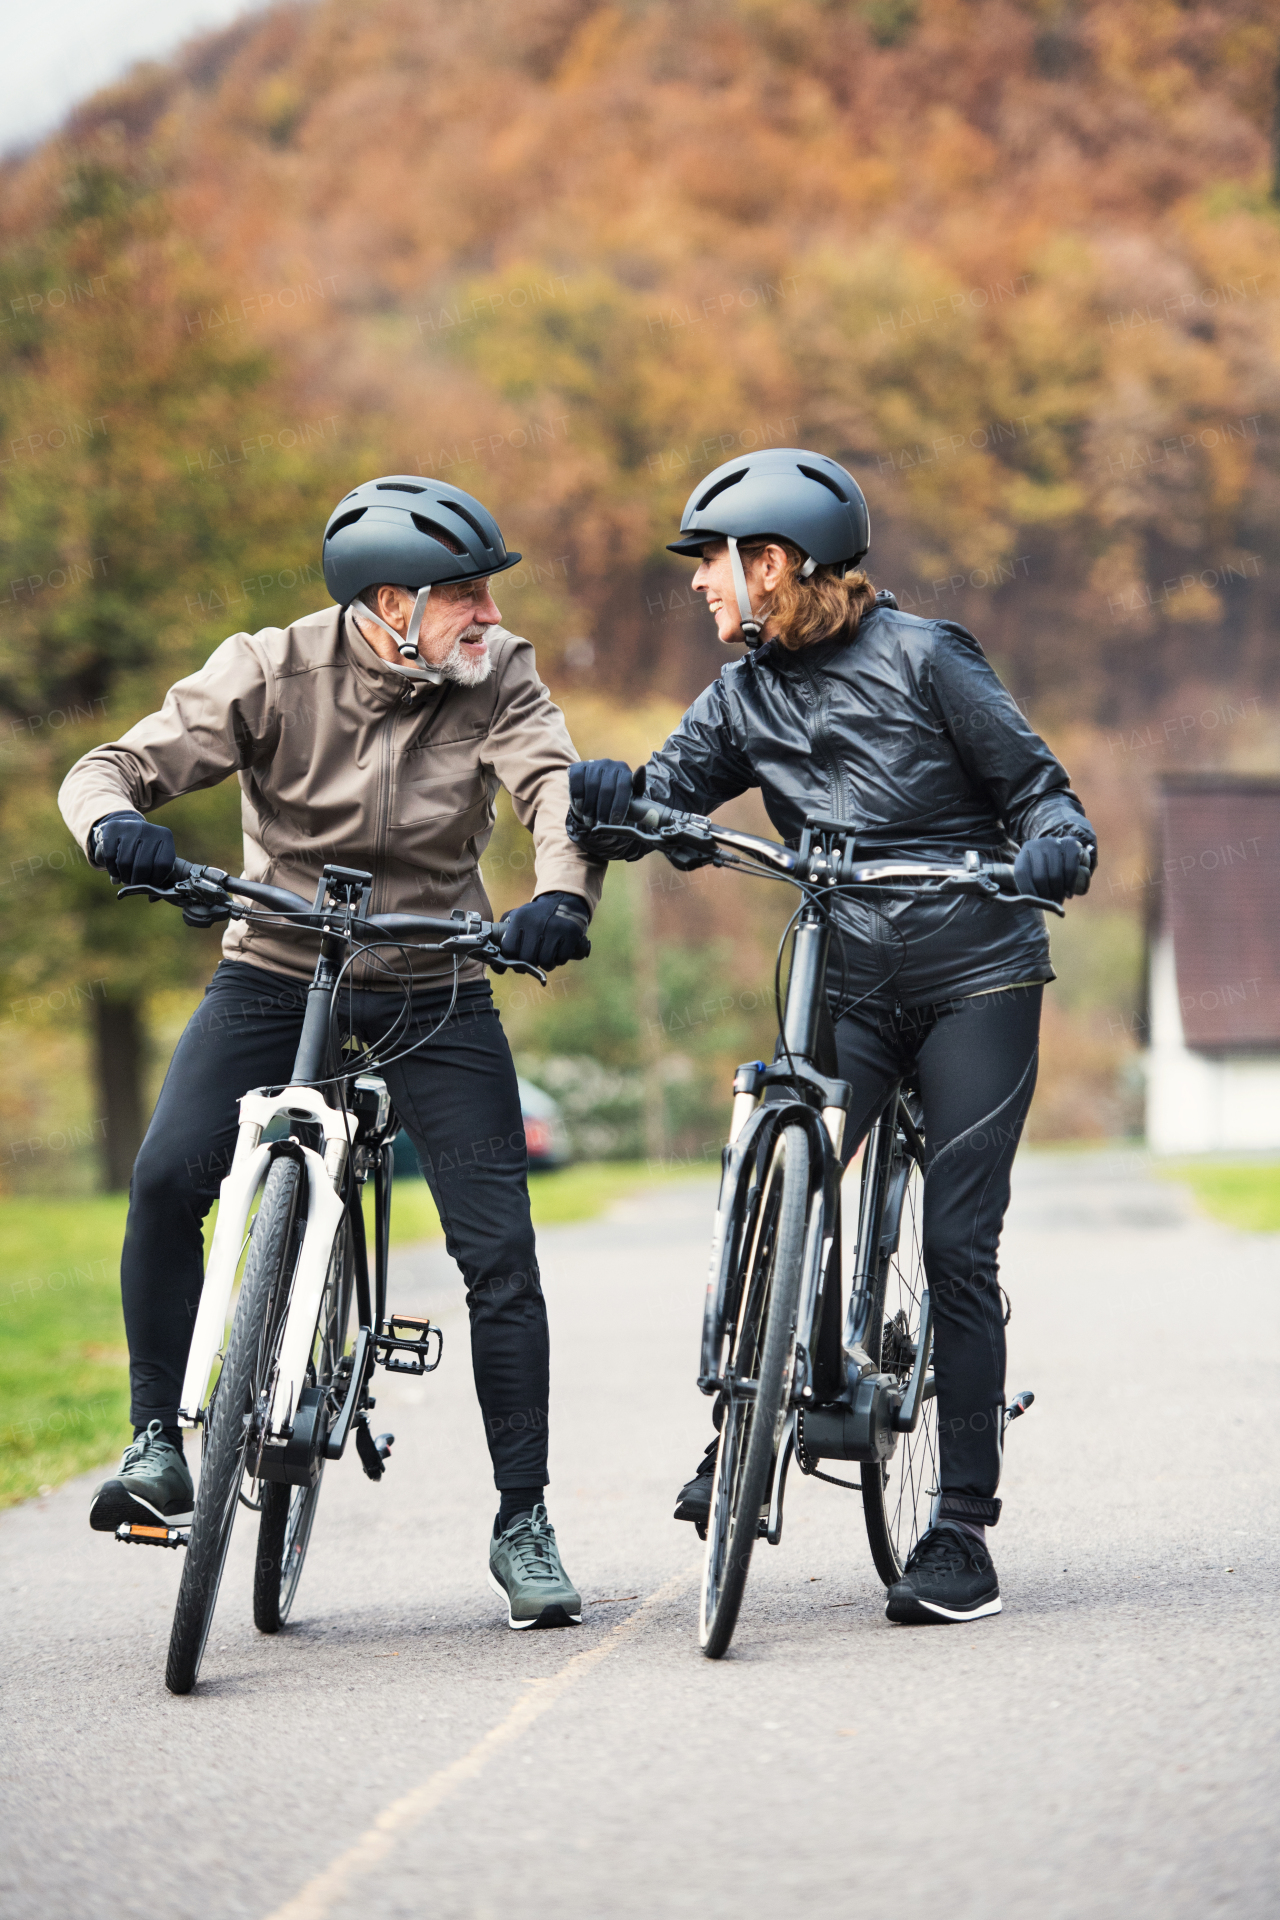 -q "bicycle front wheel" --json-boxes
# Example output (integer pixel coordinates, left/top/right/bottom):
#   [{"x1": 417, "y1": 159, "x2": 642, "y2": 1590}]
[
  {"x1": 166, "y1": 1156, "x2": 303, "y2": 1695},
  {"x1": 701, "y1": 1124, "x2": 809, "y2": 1660},
  {"x1": 861, "y1": 1121, "x2": 939, "y2": 1585},
  {"x1": 254, "y1": 1216, "x2": 354, "y2": 1633}
]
